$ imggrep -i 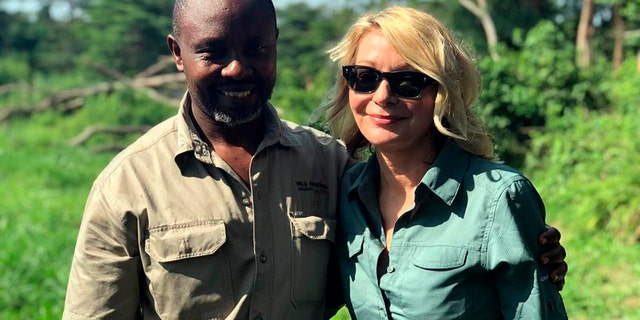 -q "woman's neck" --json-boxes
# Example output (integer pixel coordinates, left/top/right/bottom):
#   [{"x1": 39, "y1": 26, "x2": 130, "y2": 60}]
[{"x1": 375, "y1": 137, "x2": 443, "y2": 192}]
